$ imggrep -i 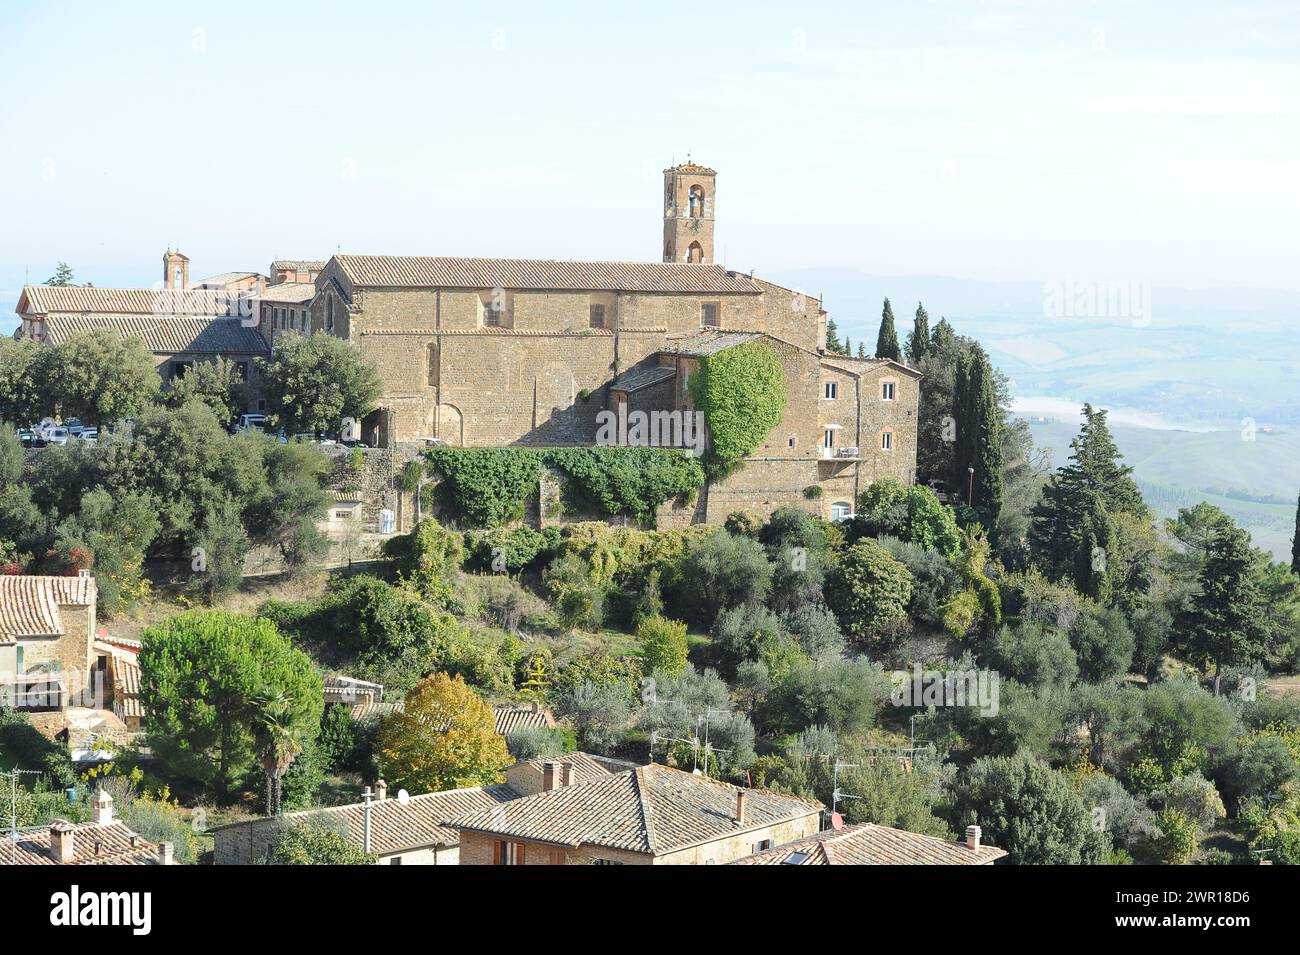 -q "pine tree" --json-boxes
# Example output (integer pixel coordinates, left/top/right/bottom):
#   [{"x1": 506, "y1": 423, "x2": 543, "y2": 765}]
[
  {"x1": 907, "y1": 302, "x2": 931, "y2": 364},
  {"x1": 930, "y1": 317, "x2": 957, "y2": 353},
  {"x1": 825, "y1": 317, "x2": 843, "y2": 354},
  {"x1": 1178, "y1": 523, "x2": 1265, "y2": 694},
  {"x1": 44, "y1": 262, "x2": 77, "y2": 287},
  {"x1": 856, "y1": 341, "x2": 867, "y2": 359},
  {"x1": 1292, "y1": 491, "x2": 1300, "y2": 577},
  {"x1": 876, "y1": 298, "x2": 901, "y2": 361},
  {"x1": 1029, "y1": 404, "x2": 1145, "y2": 588}
]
